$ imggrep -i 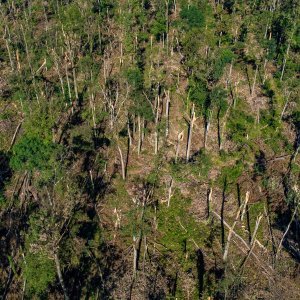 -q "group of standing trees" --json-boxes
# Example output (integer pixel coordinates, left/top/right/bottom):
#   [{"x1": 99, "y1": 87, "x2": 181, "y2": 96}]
[{"x1": 0, "y1": 0, "x2": 299, "y2": 299}]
